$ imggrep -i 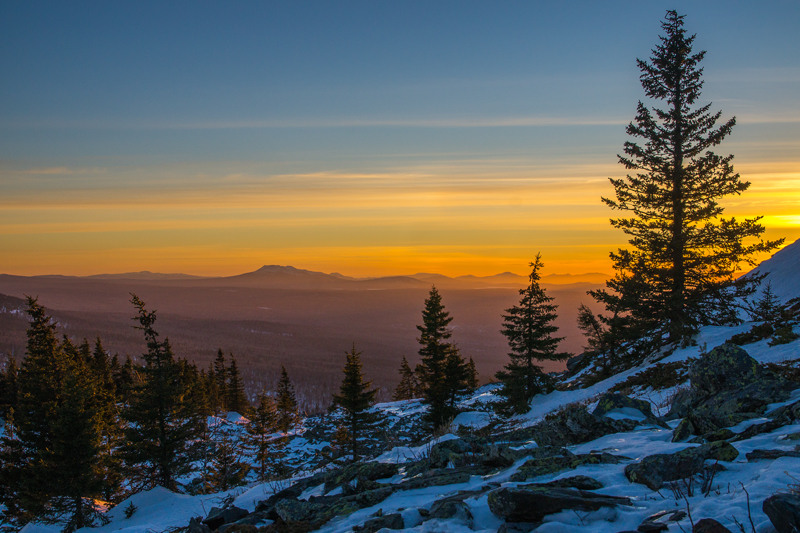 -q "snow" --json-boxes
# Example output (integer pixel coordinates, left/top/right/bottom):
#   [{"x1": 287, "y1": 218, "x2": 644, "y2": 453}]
[{"x1": 747, "y1": 238, "x2": 800, "y2": 303}]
